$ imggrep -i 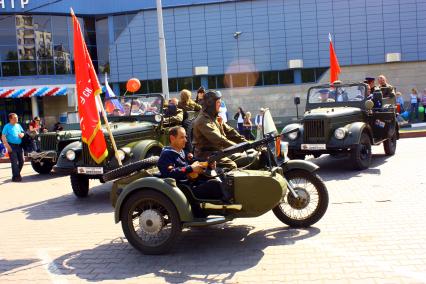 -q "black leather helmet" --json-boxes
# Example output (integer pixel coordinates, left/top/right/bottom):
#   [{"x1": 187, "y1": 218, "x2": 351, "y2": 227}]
[{"x1": 203, "y1": 90, "x2": 222, "y2": 117}]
